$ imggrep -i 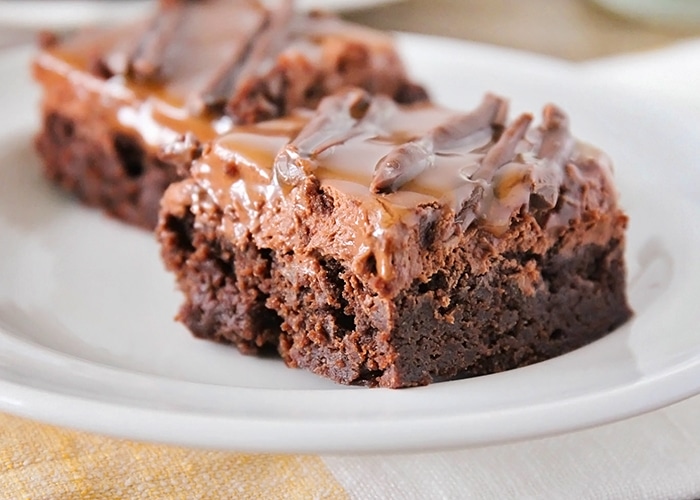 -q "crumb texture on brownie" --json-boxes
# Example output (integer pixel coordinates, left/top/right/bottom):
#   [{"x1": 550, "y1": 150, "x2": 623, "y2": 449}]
[
  {"x1": 32, "y1": 0, "x2": 426, "y2": 228},
  {"x1": 159, "y1": 89, "x2": 631, "y2": 388}
]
